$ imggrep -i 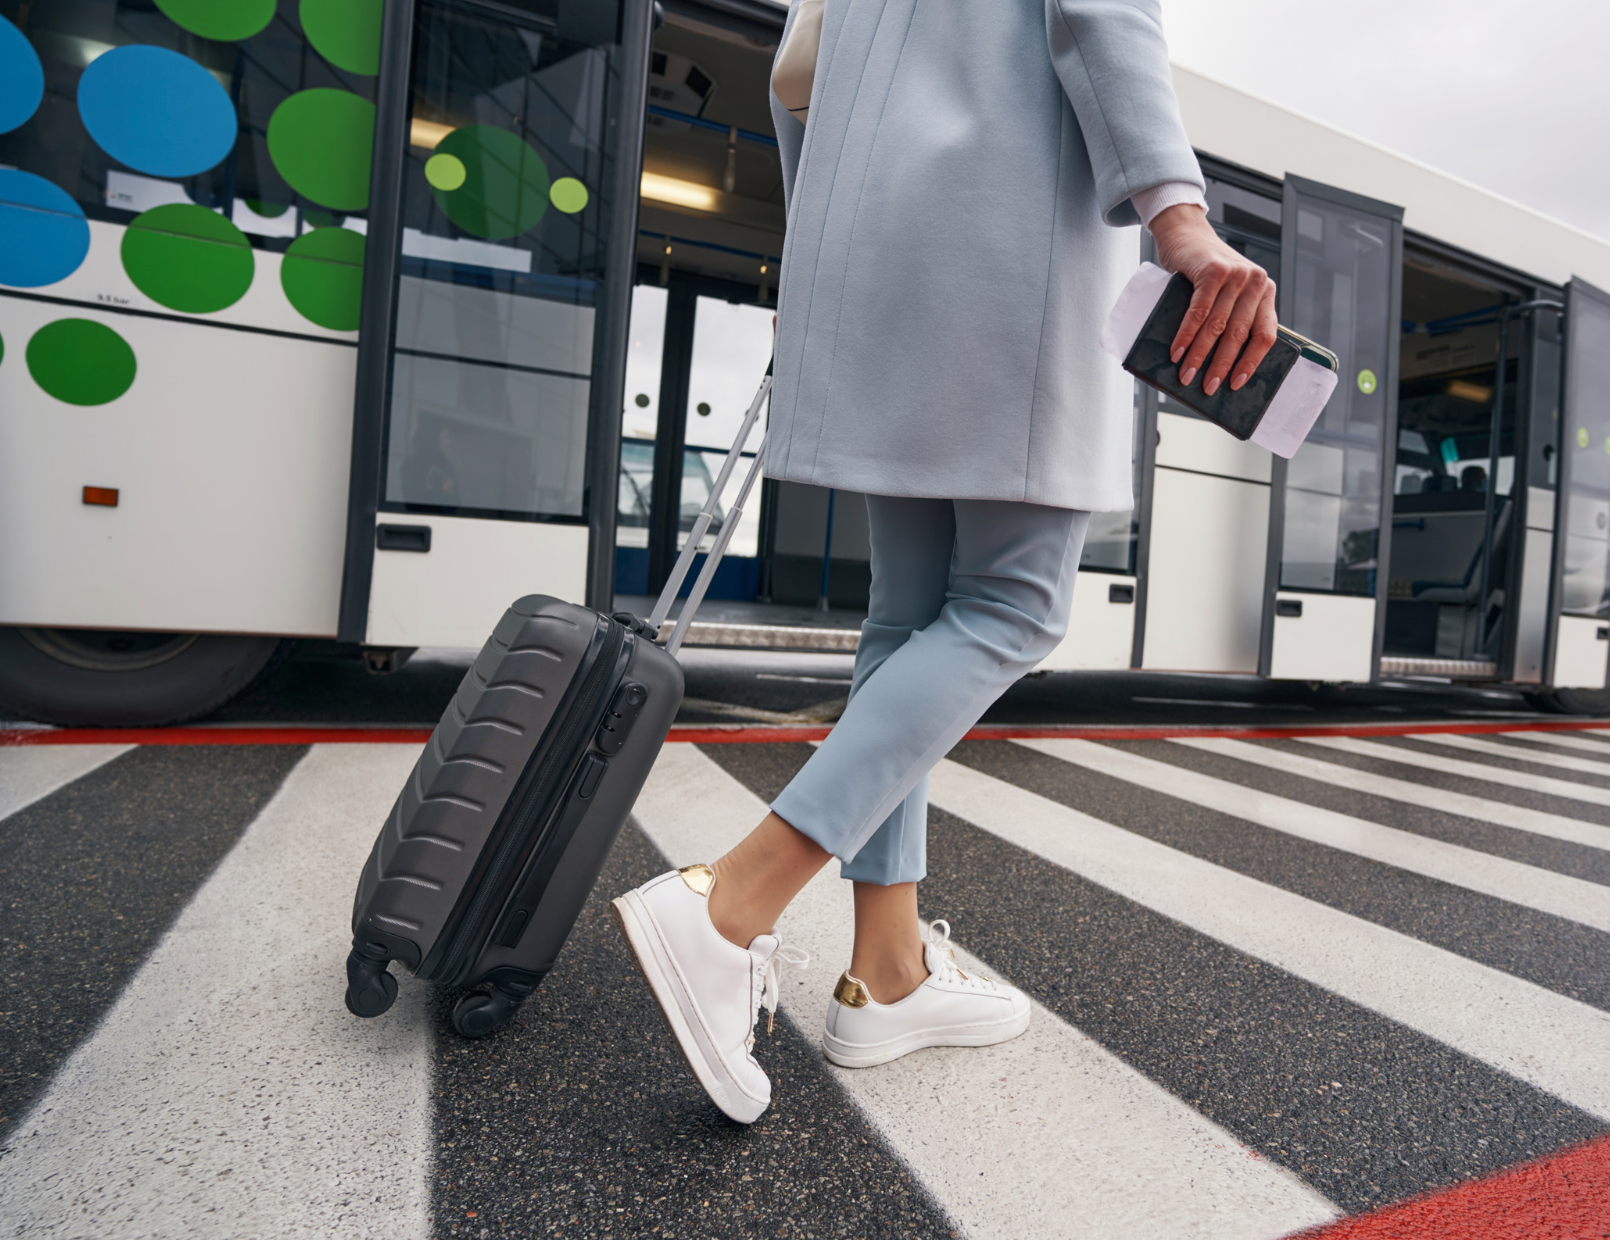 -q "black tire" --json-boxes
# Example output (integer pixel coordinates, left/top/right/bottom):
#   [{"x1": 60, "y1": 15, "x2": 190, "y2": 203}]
[
  {"x1": 0, "y1": 626, "x2": 289, "y2": 727},
  {"x1": 1529, "y1": 688, "x2": 1610, "y2": 717}
]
